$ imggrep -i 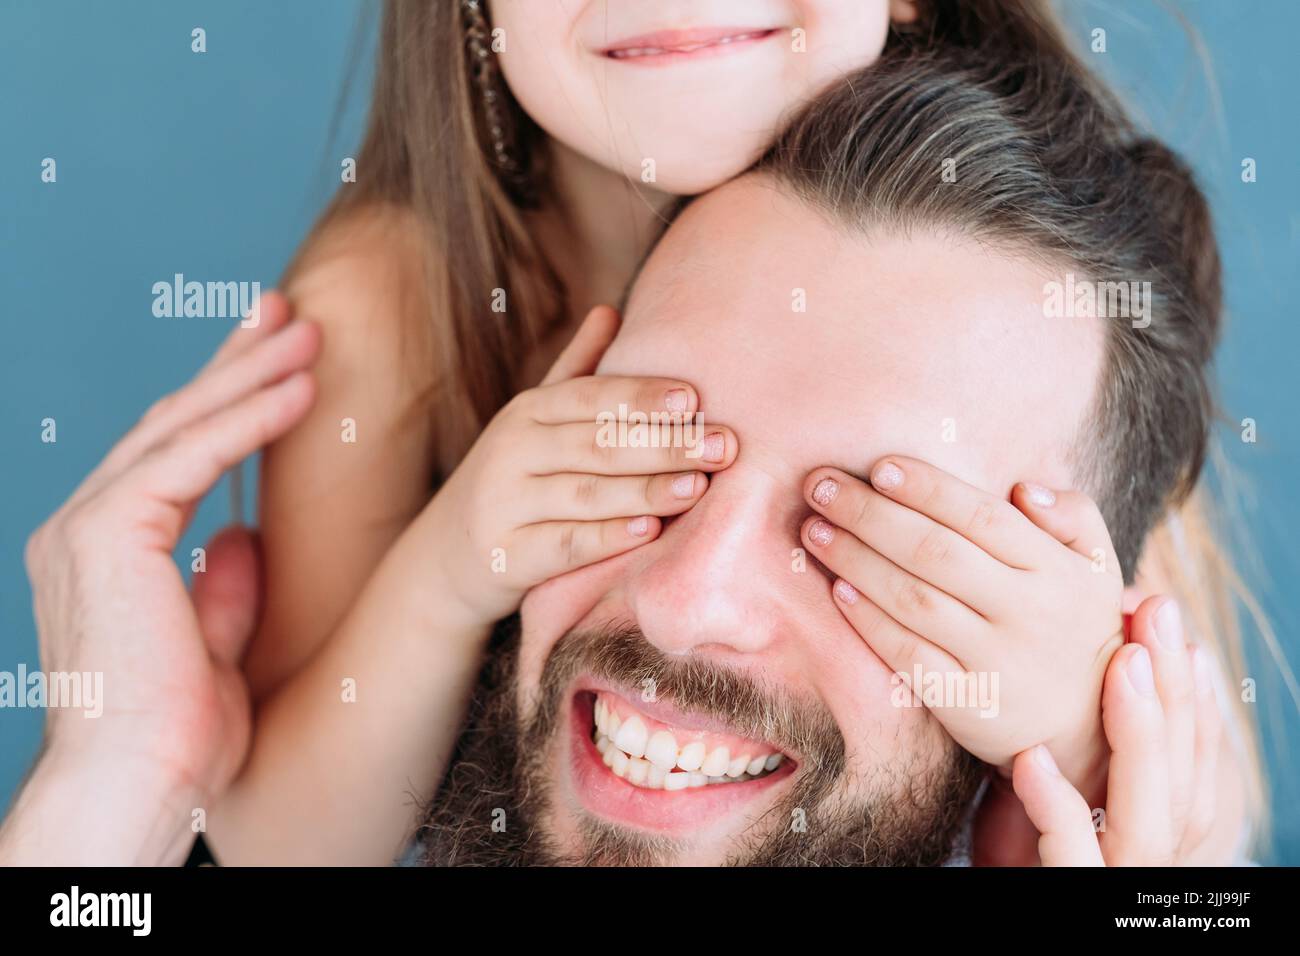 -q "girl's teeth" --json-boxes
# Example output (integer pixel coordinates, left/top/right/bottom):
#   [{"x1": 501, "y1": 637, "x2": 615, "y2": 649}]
[
  {"x1": 609, "y1": 31, "x2": 767, "y2": 59},
  {"x1": 590, "y1": 694, "x2": 785, "y2": 791}
]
